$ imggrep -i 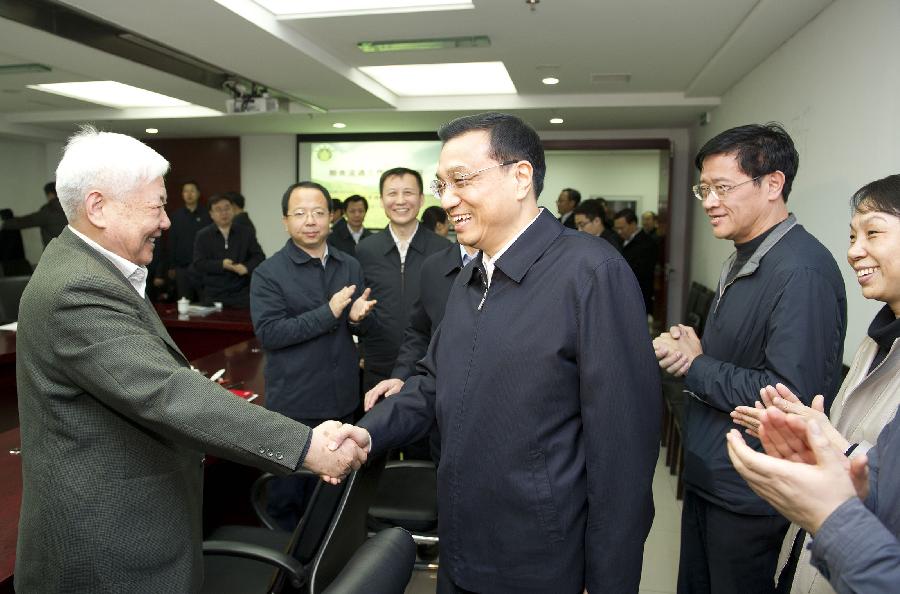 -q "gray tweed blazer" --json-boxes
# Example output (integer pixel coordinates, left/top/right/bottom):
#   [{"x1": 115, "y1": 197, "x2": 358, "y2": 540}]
[{"x1": 15, "y1": 228, "x2": 311, "y2": 593}]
